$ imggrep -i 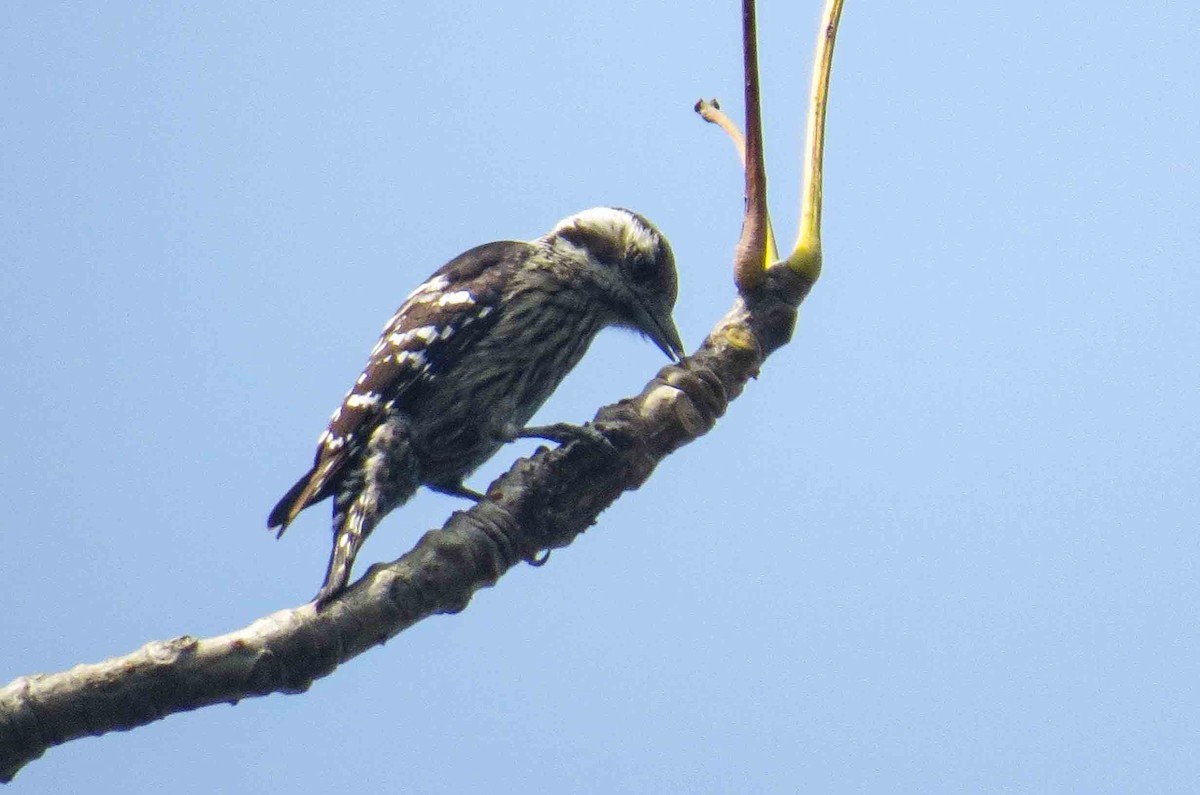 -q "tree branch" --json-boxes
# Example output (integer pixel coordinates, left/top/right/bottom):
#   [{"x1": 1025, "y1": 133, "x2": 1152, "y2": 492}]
[
  {"x1": 732, "y1": 0, "x2": 772, "y2": 294},
  {"x1": 695, "y1": 97, "x2": 780, "y2": 263},
  {"x1": 0, "y1": 278, "x2": 807, "y2": 782},
  {"x1": 0, "y1": 0, "x2": 844, "y2": 781}
]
